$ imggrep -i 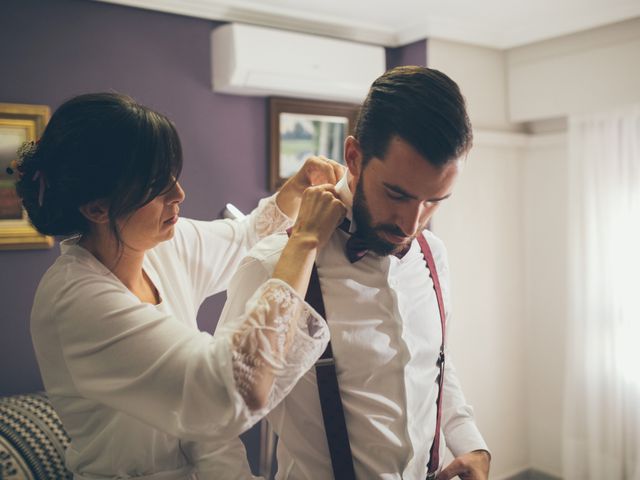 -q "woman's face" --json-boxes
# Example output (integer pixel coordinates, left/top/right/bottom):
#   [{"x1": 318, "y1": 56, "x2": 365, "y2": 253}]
[{"x1": 117, "y1": 181, "x2": 186, "y2": 252}]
